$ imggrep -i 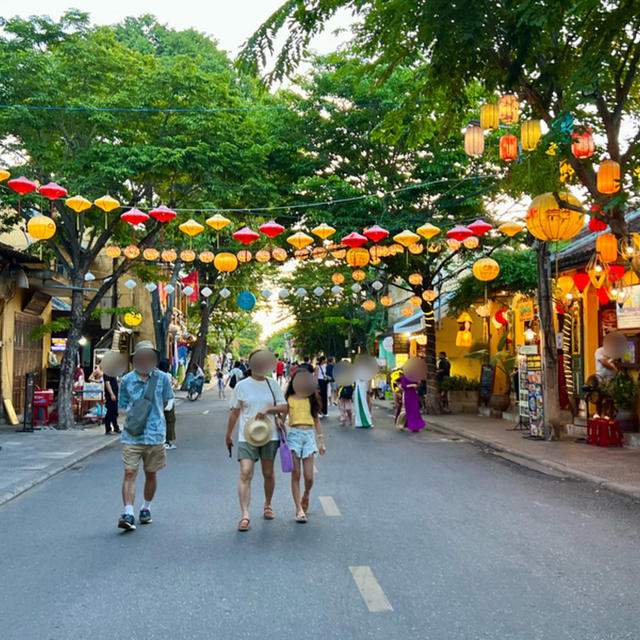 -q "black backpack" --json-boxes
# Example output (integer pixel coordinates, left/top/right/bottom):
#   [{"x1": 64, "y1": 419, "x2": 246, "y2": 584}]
[{"x1": 229, "y1": 374, "x2": 237, "y2": 389}]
